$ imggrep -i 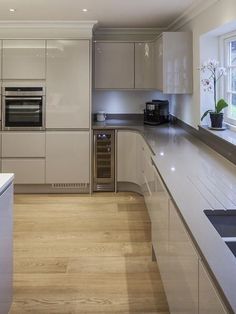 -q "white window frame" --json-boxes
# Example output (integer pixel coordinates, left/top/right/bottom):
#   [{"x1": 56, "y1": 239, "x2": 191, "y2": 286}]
[{"x1": 221, "y1": 32, "x2": 236, "y2": 126}]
